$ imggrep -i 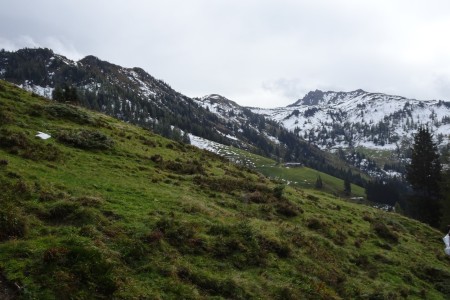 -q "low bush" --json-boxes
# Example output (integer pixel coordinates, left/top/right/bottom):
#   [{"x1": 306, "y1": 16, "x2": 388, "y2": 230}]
[
  {"x1": 45, "y1": 105, "x2": 95, "y2": 125},
  {"x1": 0, "y1": 206, "x2": 28, "y2": 241},
  {"x1": 150, "y1": 154, "x2": 163, "y2": 163},
  {"x1": 177, "y1": 265, "x2": 250, "y2": 299},
  {"x1": 371, "y1": 221, "x2": 399, "y2": 243},
  {"x1": 306, "y1": 194, "x2": 319, "y2": 201},
  {"x1": 307, "y1": 217, "x2": 325, "y2": 230},
  {"x1": 56, "y1": 129, "x2": 114, "y2": 150},
  {"x1": 243, "y1": 191, "x2": 267, "y2": 203},
  {"x1": 140, "y1": 137, "x2": 157, "y2": 147},
  {"x1": 330, "y1": 229, "x2": 348, "y2": 246},
  {"x1": 275, "y1": 200, "x2": 302, "y2": 217},
  {"x1": 162, "y1": 159, "x2": 205, "y2": 175},
  {"x1": 40, "y1": 200, "x2": 103, "y2": 226},
  {"x1": 193, "y1": 176, "x2": 270, "y2": 194},
  {"x1": 417, "y1": 266, "x2": 450, "y2": 297},
  {"x1": 118, "y1": 236, "x2": 150, "y2": 264},
  {"x1": 0, "y1": 129, "x2": 31, "y2": 149},
  {"x1": 154, "y1": 216, "x2": 204, "y2": 254},
  {"x1": 0, "y1": 128, "x2": 61, "y2": 161},
  {"x1": 45, "y1": 200, "x2": 80, "y2": 221},
  {"x1": 0, "y1": 109, "x2": 14, "y2": 125},
  {"x1": 259, "y1": 236, "x2": 292, "y2": 258},
  {"x1": 73, "y1": 195, "x2": 104, "y2": 207},
  {"x1": 39, "y1": 241, "x2": 117, "y2": 297},
  {"x1": 273, "y1": 185, "x2": 285, "y2": 199},
  {"x1": 21, "y1": 143, "x2": 61, "y2": 161},
  {"x1": 210, "y1": 222, "x2": 268, "y2": 267}
]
